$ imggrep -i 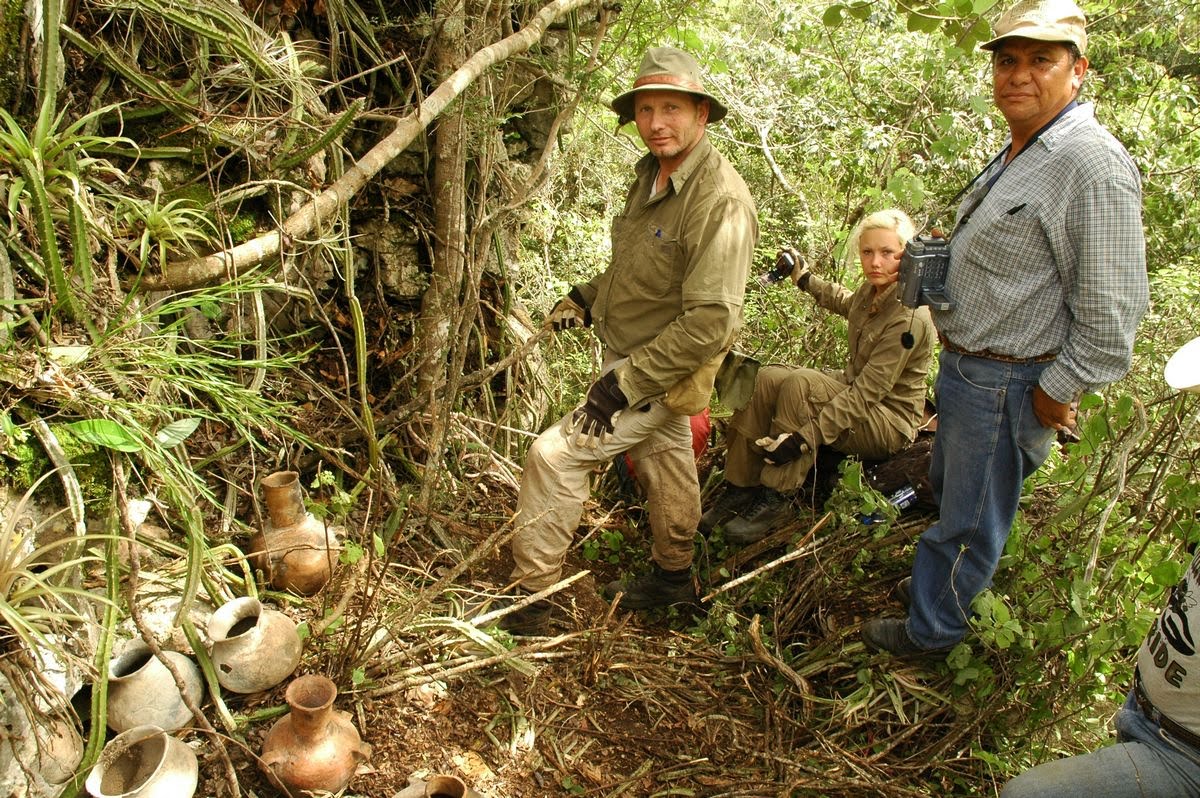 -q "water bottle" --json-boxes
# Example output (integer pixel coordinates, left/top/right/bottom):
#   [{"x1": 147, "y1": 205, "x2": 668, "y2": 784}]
[{"x1": 860, "y1": 484, "x2": 918, "y2": 525}]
